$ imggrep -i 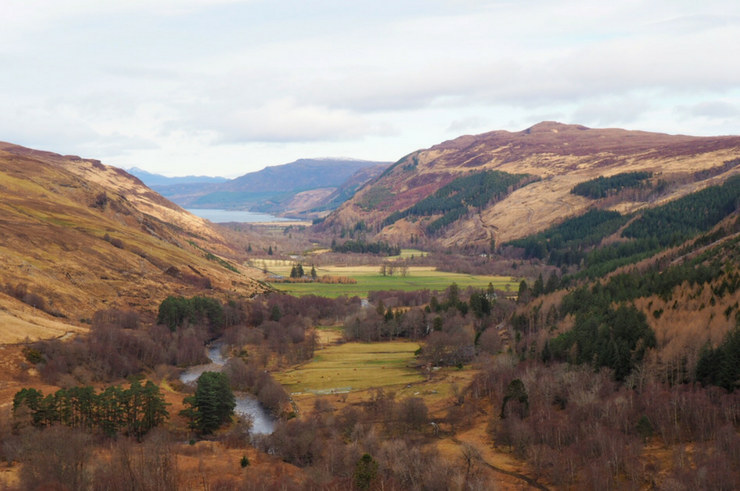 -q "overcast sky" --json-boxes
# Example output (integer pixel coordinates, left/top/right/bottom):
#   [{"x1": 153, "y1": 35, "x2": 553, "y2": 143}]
[{"x1": 2, "y1": 0, "x2": 740, "y2": 177}]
